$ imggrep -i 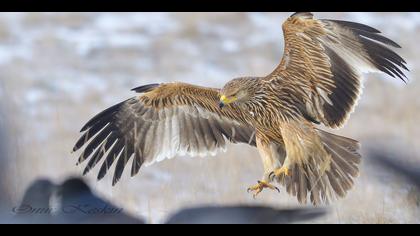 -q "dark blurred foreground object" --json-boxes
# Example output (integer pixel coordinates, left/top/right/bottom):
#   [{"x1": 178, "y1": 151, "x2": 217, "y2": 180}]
[
  {"x1": 12, "y1": 179, "x2": 56, "y2": 224},
  {"x1": 54, "y1": 178, "x2": 143, "y2": 224},
  {"x1": 368, "y1": 148, "x2": 420, "y2": 189},
  {"x1": 165, "y1": 206, "x2": 326, "y2": 224},
  {"x1": 9, "y1": 177, "x2": 327, "y2": 224},
  {"x1": 10, "y1": 178, "x2": 144, "y2": 224}
]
